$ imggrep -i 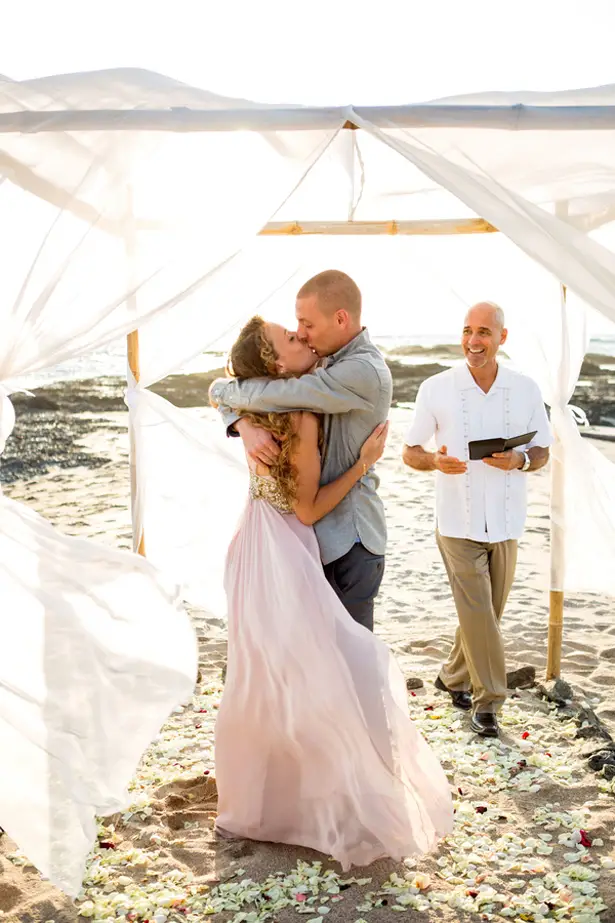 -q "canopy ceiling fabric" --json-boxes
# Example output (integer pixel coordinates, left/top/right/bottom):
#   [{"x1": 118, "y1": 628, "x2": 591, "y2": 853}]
[{"x1": 2, "y1": 71, "x2": 615, "y2": 229}]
